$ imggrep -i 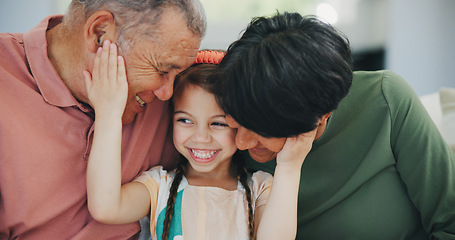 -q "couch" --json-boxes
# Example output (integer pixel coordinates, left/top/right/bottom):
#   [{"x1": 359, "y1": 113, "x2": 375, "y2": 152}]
[{"x1": 419, "y1": 87, "x2": 455, "y2": 153}]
